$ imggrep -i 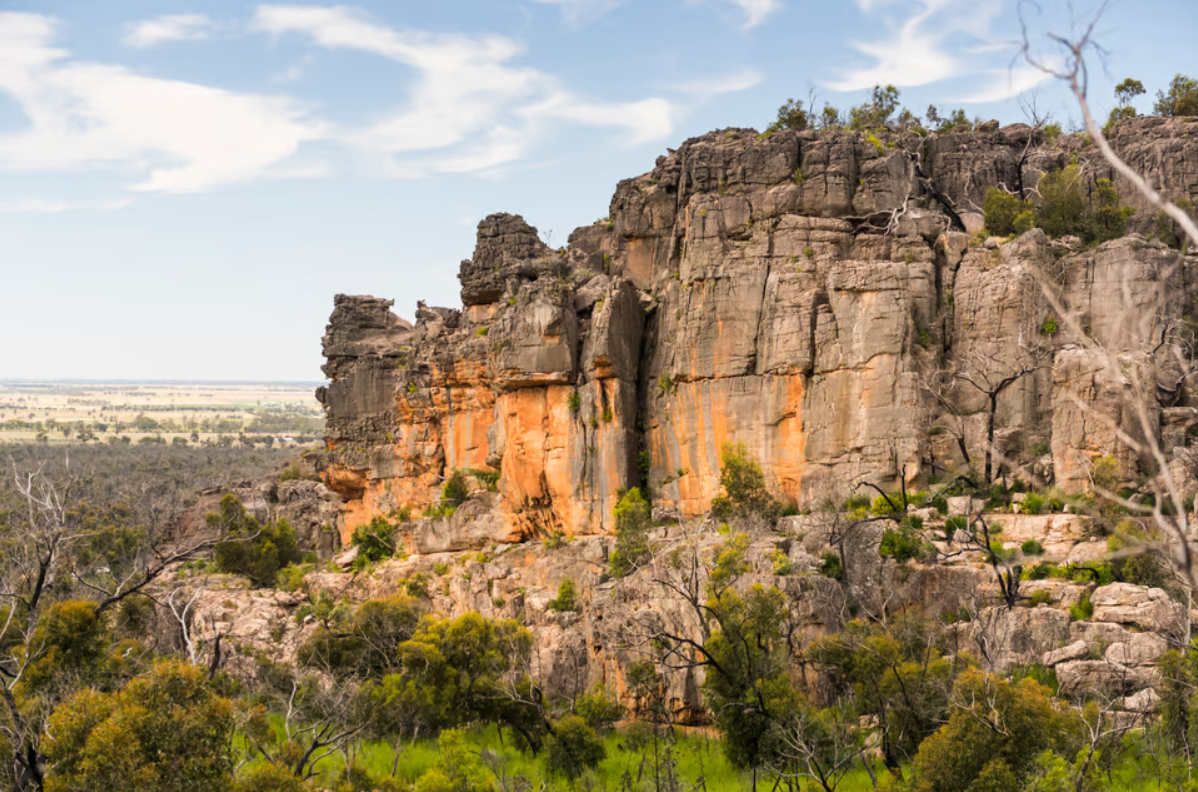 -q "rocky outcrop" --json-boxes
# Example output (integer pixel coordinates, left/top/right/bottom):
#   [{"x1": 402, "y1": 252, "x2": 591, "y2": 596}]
[{"x1": 317, "y1": 120, "x2": 1198, "y2": 544}]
